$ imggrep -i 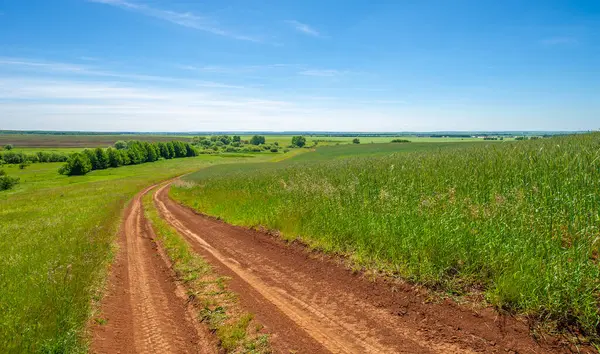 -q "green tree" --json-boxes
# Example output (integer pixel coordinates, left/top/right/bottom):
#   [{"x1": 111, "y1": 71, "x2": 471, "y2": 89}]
[
  {"x1": 250, "y1": 135, "x2": 266, "y2": 145},
  {"x1": 173, "y1": 141, "x2": 186, "y2": 157},
  {"x1": 220, "y1": 135, "x2": 232, "y2": 145},
  {"x1": 232, "y1": 135, "x2": 241, "y2": 143},
  {"x1": 82, "y1": 149, "x2": 98, "y2": 169},
  {"x1": 157, "y1": 142, "x2": 169, "y2": 159},
  {"x1": 352, "y1": 138, "x2": 360, "y2": 144},
  {"x1": 3, "y1": 144, "x2": 13, "y2": 151},
  {"x1": 94, "y1": 147, "x2": 109, "y2": 169},
  {"x1": 107, "y1": 148, "x2": 123, "y2": 167},
  {"x1": 185, "y1": 143, "x2": 197, "y2": 157},
  {"x1": 291, "y1": 136, "x2": 306, "y2": 147},
  {"x1": 166, "y1": 142, "x2": 175, "y2": 159},
  {"x1": 59, "y1": 153, "x2": 93, "y2": 176},
  {"x1": 114, "y1": 140, "x2": 128, "y2": 150}
]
